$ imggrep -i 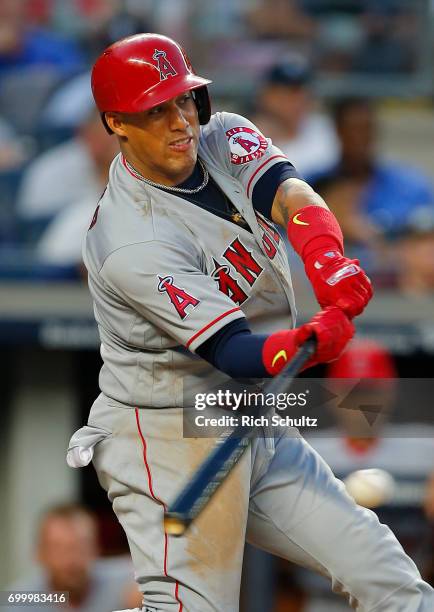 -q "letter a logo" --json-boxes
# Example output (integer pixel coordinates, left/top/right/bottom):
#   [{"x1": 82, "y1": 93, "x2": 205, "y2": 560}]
[
  {"x1": 158, "y1": 276, "x2": 200, "y2": 319},
  {"x1": 153, "y1": 49, "x2": 178, "y2": 81},
  {"x1": 233, "y1": 136, "x2": 256, "y2": 153}
]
